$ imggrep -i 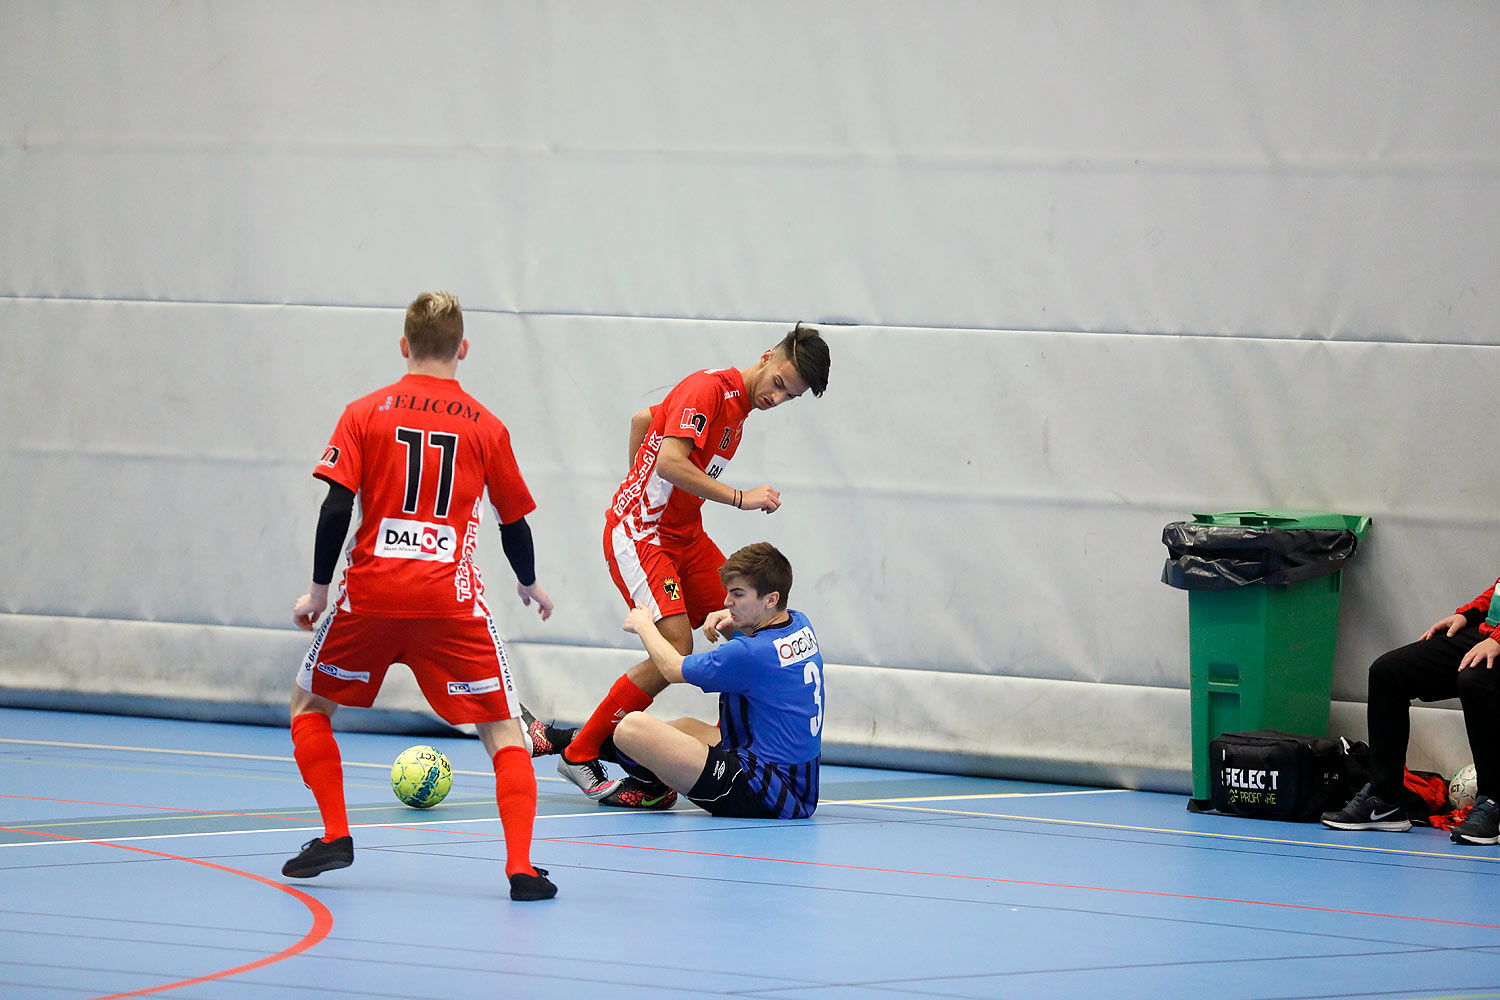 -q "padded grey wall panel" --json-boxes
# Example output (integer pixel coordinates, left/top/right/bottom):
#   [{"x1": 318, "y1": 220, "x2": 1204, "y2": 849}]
[{"x1": 4, "y1": 2, "x2": 1498, "y2": 782}]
